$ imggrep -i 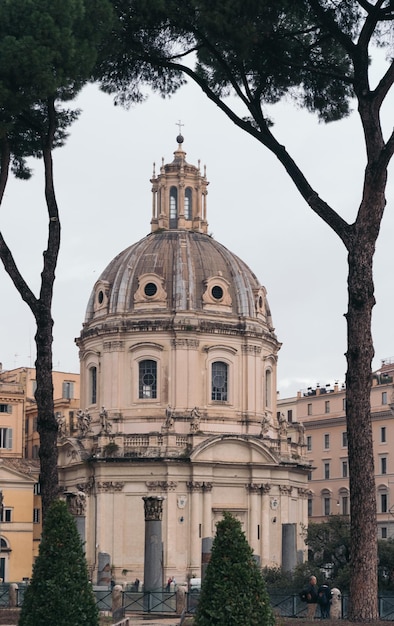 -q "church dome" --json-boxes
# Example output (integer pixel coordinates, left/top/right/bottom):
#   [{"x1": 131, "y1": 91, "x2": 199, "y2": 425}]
[
  {"x1": 83, "y1": 136, "x2": 274, "y2": 332},
  {"x1": 85, "y1": 229, "x2": 272, "y2": 325}
]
